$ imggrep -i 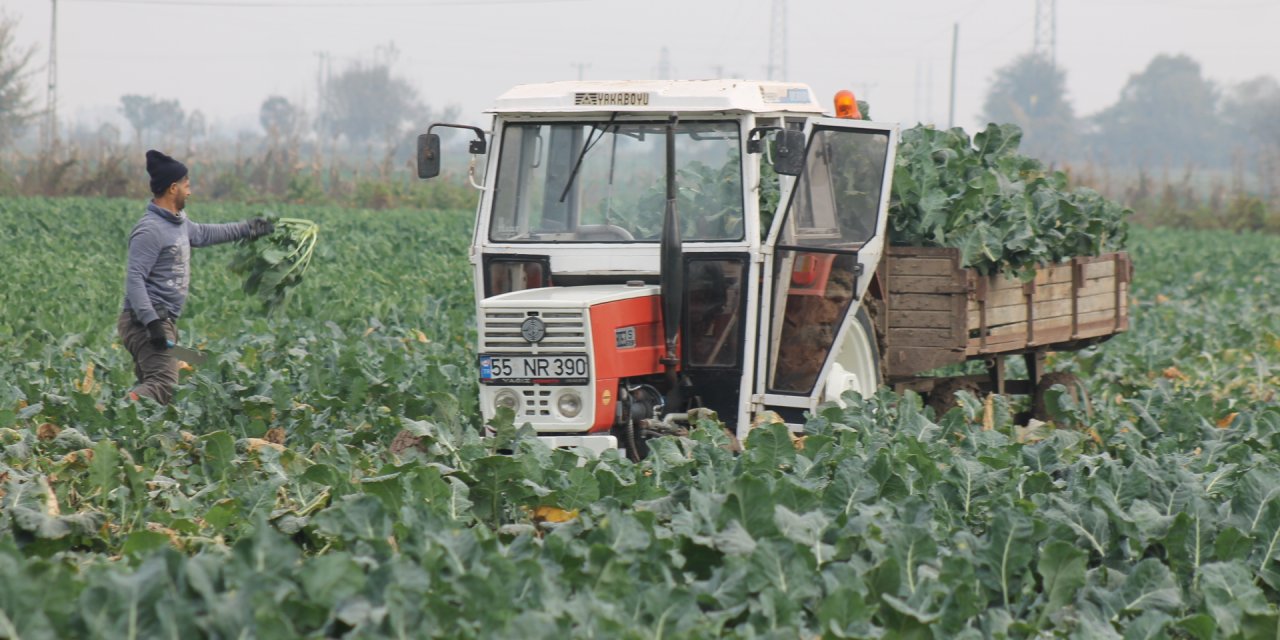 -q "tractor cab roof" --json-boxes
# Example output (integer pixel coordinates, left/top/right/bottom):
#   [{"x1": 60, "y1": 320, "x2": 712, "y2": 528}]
[{"x1": 487, "y1": 79, "x2": 826, "y2": 116}]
